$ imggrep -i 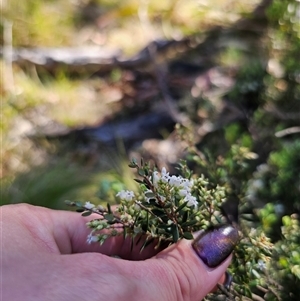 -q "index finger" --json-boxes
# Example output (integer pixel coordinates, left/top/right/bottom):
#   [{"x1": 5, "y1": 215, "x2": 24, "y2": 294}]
[{"x1": 50, "y1": 208, "x2": 163, "y2": 259}]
